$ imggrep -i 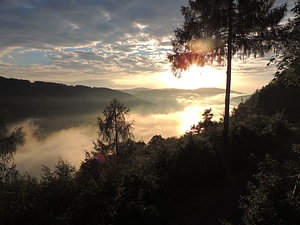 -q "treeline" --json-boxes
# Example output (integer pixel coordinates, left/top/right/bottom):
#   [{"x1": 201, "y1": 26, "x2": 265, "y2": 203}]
[{"x1": 1, "y1": 73, "x2": 300, "y2": 224}]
